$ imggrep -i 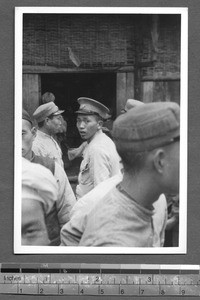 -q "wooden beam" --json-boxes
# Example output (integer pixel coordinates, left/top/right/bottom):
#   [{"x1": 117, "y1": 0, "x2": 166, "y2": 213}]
[
  {"x1": 126, "y1": 72, "x2": 134, "y2": 100},
  {"x1": 116, "y1": 73, "x2": 126, "y2": 116},
  {"x1": 23, "y1": 74, "x2": 41, "y2": 116},
  {"x1": 141, "y1": 81, "x2": 154, "y2": 103},
  {"x1": 23, "y1": 65, "x2": 134, "y2": 74},
  {"x1": 142, "y1": 74, "x2": 180, "y2": 81}
]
